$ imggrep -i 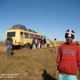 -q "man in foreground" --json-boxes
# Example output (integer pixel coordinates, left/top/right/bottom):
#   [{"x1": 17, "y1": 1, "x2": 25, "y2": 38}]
[{"x1": 56, "y1": 29, "x2": 80, "y2": 80}]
